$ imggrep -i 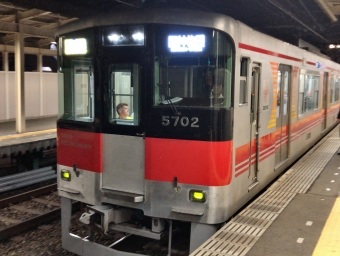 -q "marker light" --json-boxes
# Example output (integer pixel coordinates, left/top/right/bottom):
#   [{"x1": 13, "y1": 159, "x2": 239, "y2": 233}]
[
  {"x1": 64, "y1": 38, "x2": 87, "y2": 55},
  {"x1": 189, "y1": 190, "x2": 206, "y2": 203},
  {"x1": 61, "y1": 170, "x2": 71, "y2": 181}
]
